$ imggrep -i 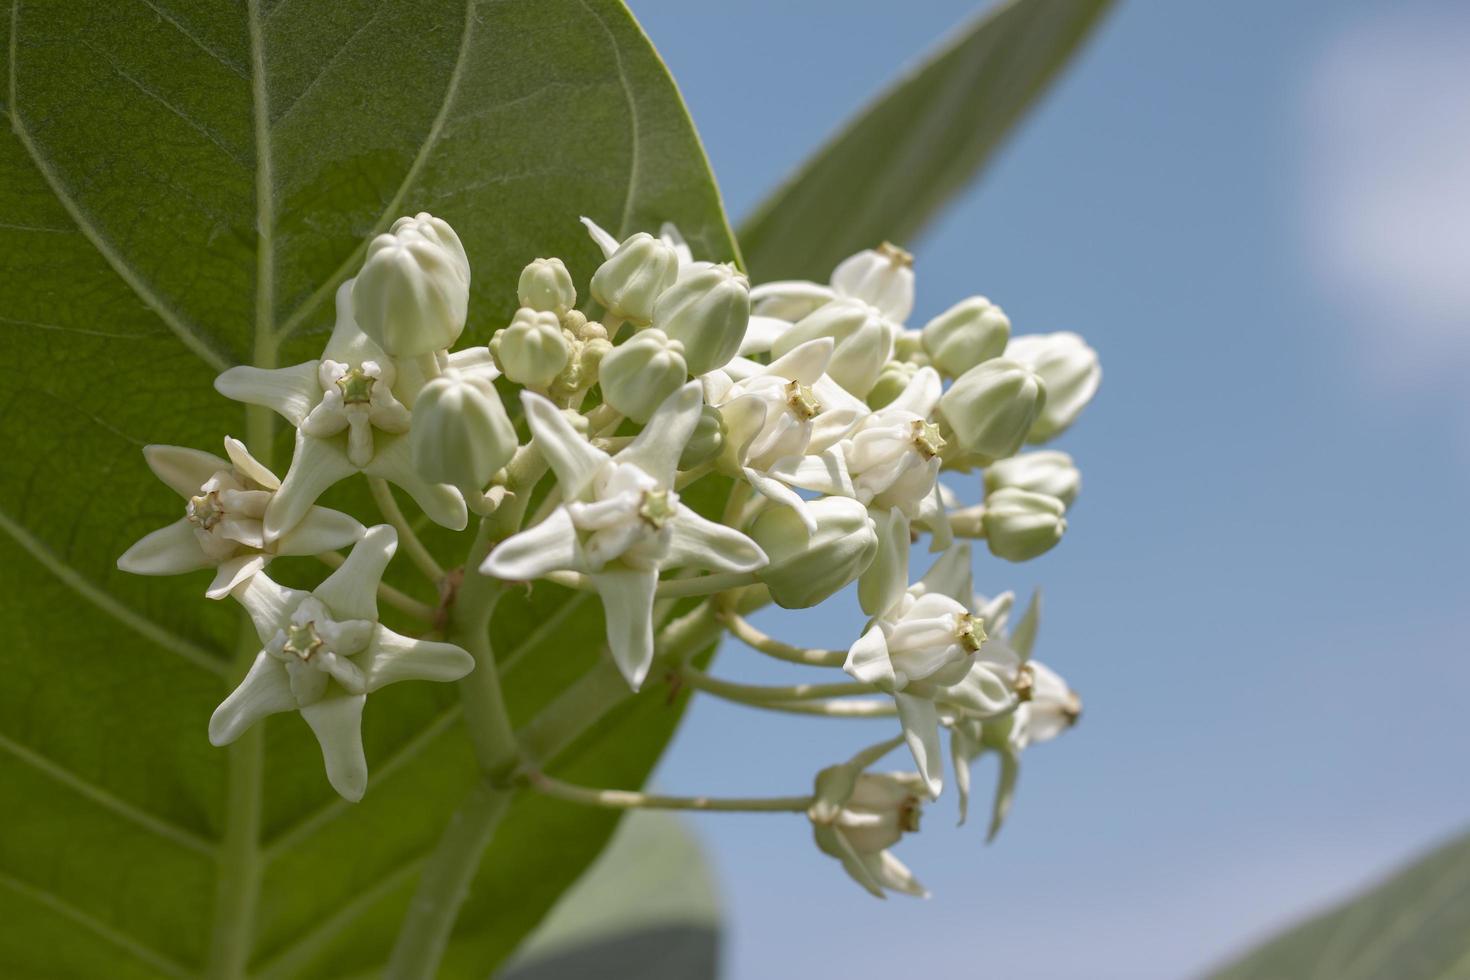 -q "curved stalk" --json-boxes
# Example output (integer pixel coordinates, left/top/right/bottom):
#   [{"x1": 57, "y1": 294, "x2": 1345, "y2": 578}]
[
  {"x1": 368, "y1": 477, "x2": 445, "y2": 582},
  {"x1": 529, "y1": 771, "x2": 811, "y2": 813},
  {"x1": 721, "y1": 609, "x2": 846, "y2": 667},
  {"x1": 680, "y1": 669, "x2": 876, "y2": 703}
]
